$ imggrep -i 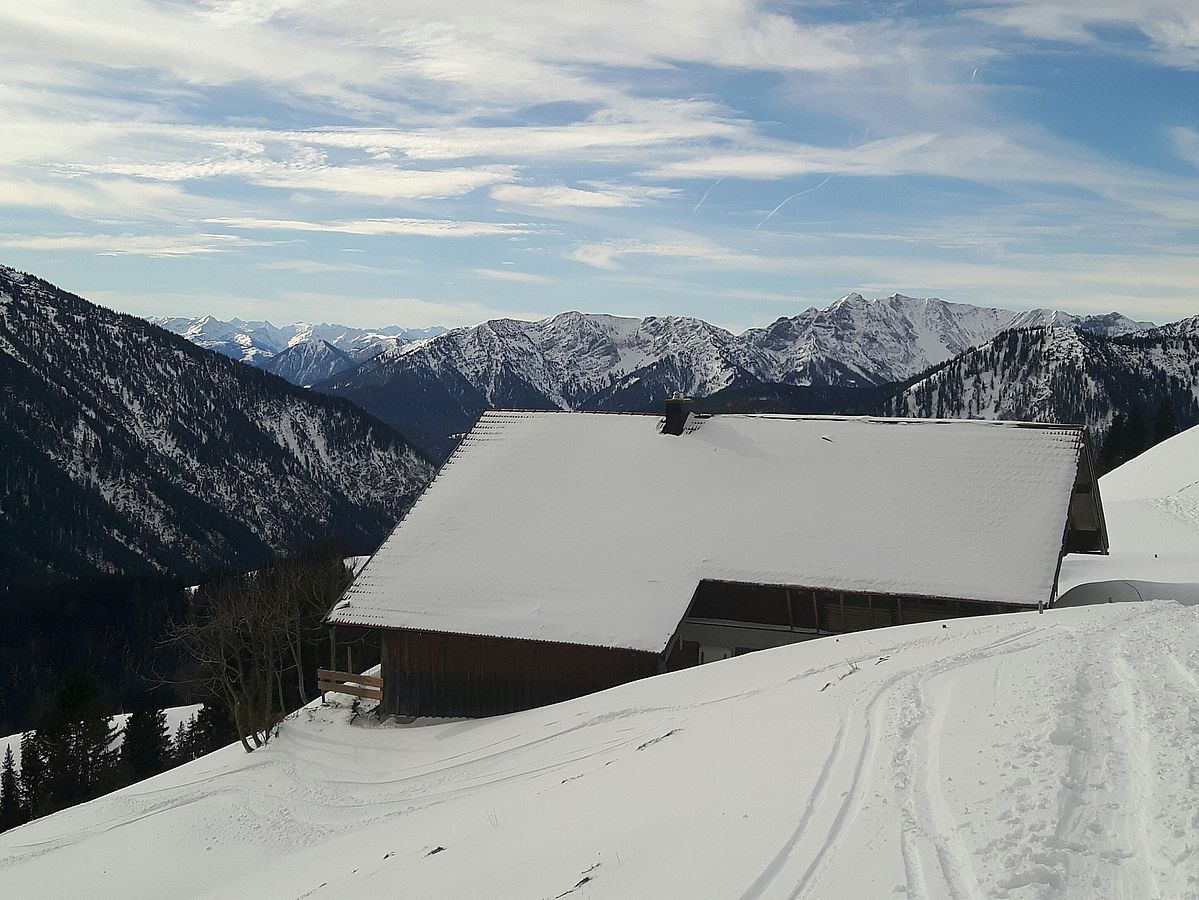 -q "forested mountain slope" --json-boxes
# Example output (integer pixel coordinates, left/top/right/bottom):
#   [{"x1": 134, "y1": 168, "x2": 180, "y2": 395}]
[
  {"x1": 879, "y1": 326, "x2": 1199, "y2": 438},
  {"x1": 0, "y1": 266, "x2": 433, "y2": 590}
]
